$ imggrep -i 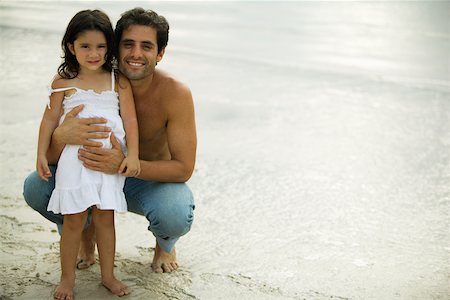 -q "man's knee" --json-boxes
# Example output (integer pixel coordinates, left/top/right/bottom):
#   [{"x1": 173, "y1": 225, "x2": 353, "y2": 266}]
[
  {"x1": 147, "y1": 184, "x2": 195, "y2": 238},
  {"x1": 152, "y1": 205, "x2": 194, "y2": 238},
  {"x1": 23, "y1": 169, "x2": 55, "y2": 211},
  {"x1": 23, "y1": 171, "x2": 45, "y2": 210}
]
